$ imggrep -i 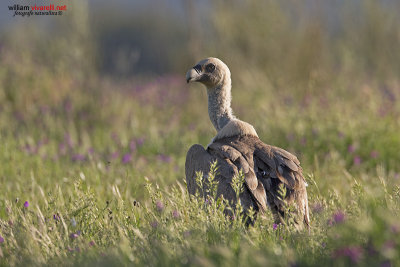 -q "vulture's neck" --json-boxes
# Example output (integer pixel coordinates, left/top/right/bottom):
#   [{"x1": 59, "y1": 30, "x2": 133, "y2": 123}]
[{"x1": 207, "y1": 78, "x2": 235, "y2": 131}]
